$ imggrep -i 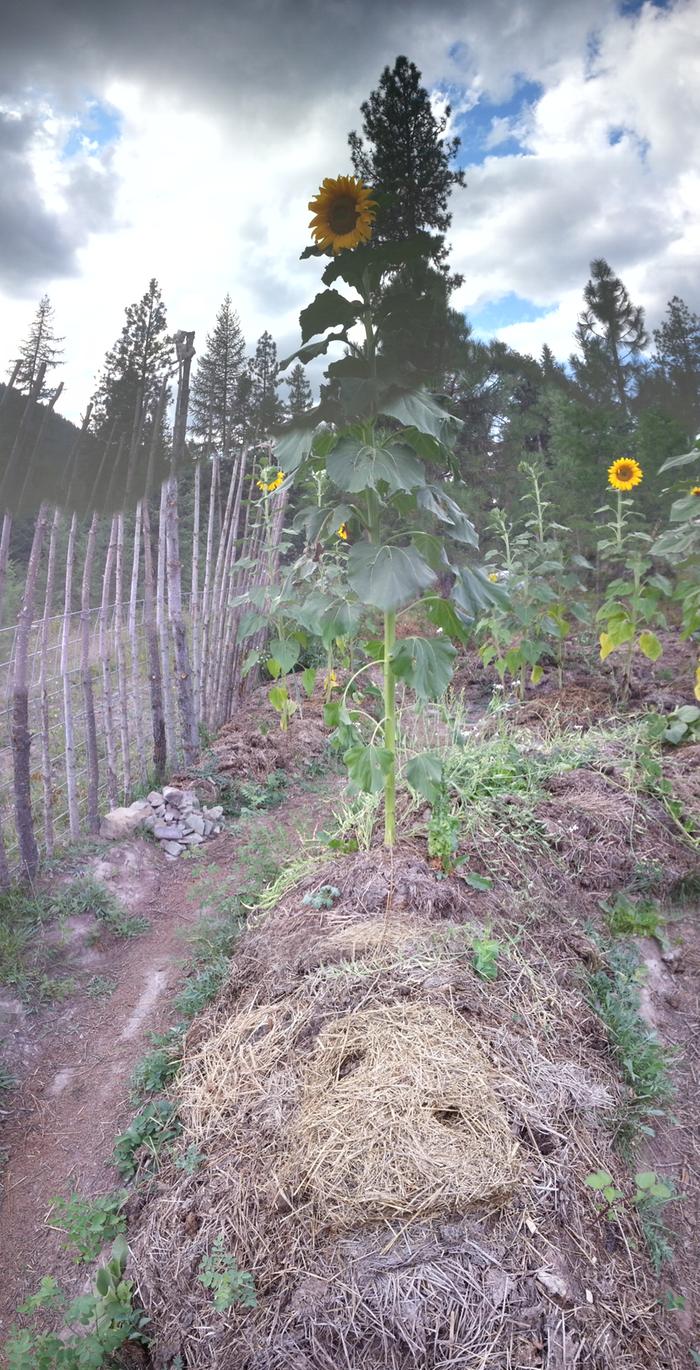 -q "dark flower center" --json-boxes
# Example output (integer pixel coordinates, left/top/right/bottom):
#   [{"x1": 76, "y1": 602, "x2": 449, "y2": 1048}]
[
  {"x1": 328, "y1": 195, "x2": 359, "y2": 235},
  {"x1": 617, "y1": 463, "x2": 634, "y2": 481}
]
